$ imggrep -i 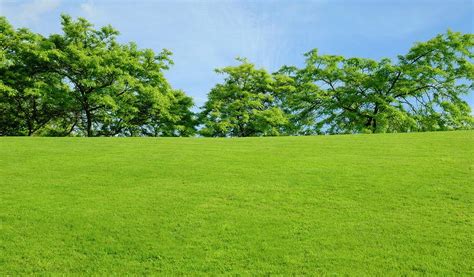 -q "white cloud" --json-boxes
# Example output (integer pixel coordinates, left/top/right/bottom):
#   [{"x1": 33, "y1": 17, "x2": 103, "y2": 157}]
[
  {"x1": 80, "y1": 0, "x2": 96, "y2": 18},
  {"x1": 0, "y1": 1, "x2": 6, "y2": 15},
  {"x1": 20, "y1": 0, "x2": 61, "y2": 21}
]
